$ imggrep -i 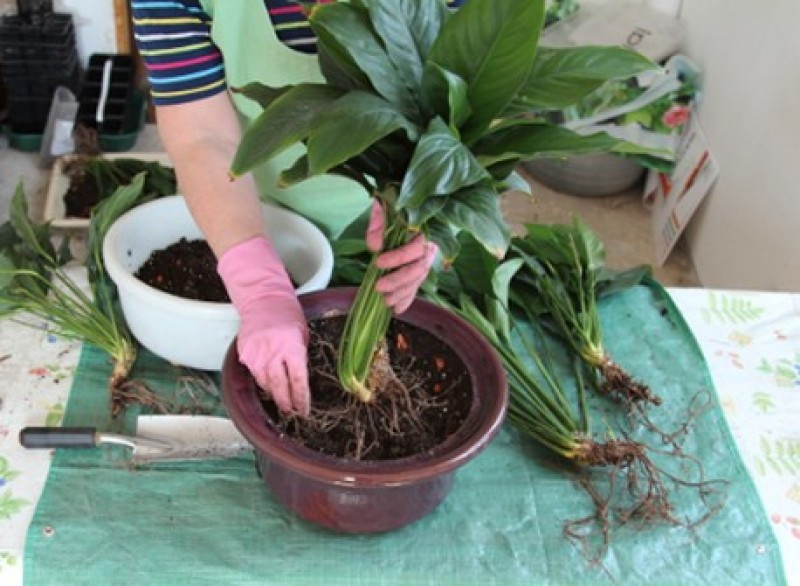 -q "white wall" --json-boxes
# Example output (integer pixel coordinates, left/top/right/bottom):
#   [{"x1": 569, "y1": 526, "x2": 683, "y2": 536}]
[
  {"x1": 54, "y1": 0, "x2": 117, "y2": 67},
  {"x1": 679, "y1": 0, "x2": 800, "y2": 292}
]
